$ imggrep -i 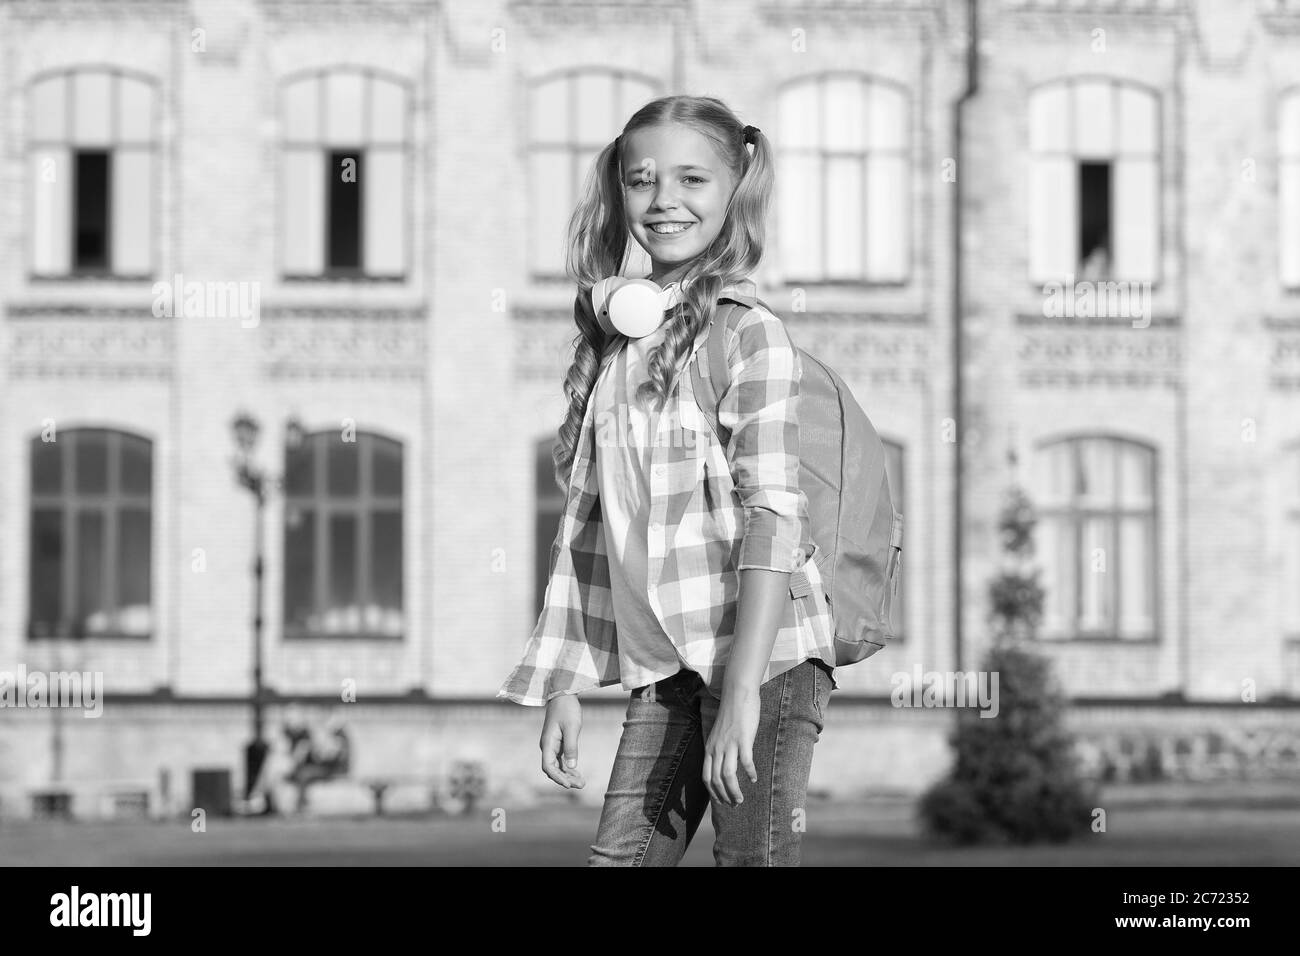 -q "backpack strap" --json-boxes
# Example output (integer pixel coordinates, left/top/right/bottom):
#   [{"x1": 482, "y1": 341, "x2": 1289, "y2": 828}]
[
  {"x1": 690, "y1": 291, "x2": 761, "y2": 448},
  {"x1": 691, "y1": 293, "x2": 816, "y2": 597}
]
